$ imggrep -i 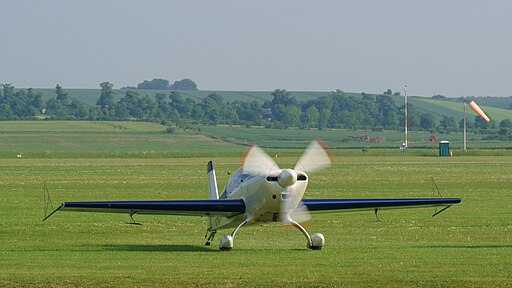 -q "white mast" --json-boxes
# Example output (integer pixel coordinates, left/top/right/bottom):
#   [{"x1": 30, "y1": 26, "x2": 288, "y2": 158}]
[
  {"x1": 463, "y1": 100, "x2": 467, "y2": 152},
  {"x1": 404, "y1": 85, "x2": 408, "y2": 149}
]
